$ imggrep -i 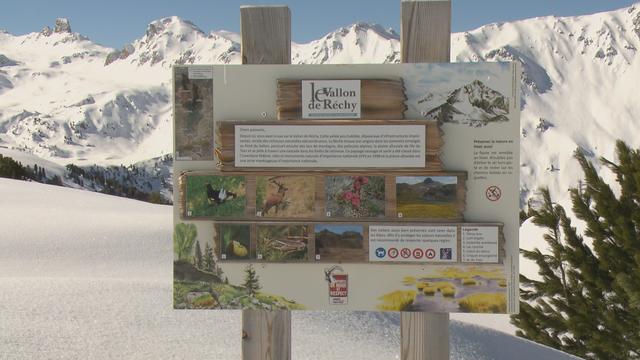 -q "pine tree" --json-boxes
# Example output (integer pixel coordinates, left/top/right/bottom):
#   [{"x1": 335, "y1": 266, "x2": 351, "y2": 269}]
[
  {"x1": 243, "y1": 264, "x2": 261, "y2": 296},
  {"x1": 194, "y1": 240, "x2": 203, "y2": 269},
  {"x1": 512, "y1": 140, "x2": 640, "y2": 359},
  {"x1": 203, "y1": 242, "x2": 215, "y2": 272}
]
